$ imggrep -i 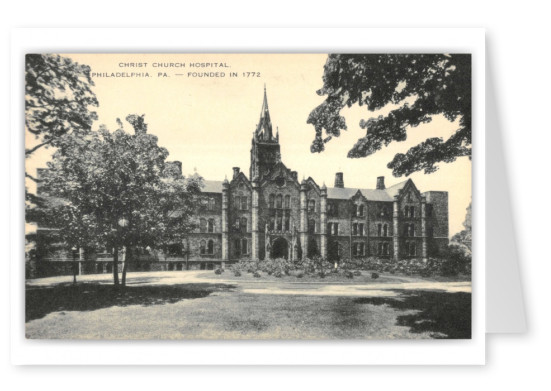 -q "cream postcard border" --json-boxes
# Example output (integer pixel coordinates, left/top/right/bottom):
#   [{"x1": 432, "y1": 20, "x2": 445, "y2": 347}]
[{"x1": 10, "y1": 27, "x2": 485, "y2": 365}]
